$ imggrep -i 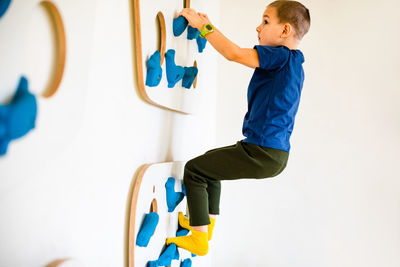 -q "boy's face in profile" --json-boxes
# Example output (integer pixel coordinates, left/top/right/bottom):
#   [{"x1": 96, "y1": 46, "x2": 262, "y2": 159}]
[{"x1": 256, "y1": 6, "x2": 285, "y2": 46}]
